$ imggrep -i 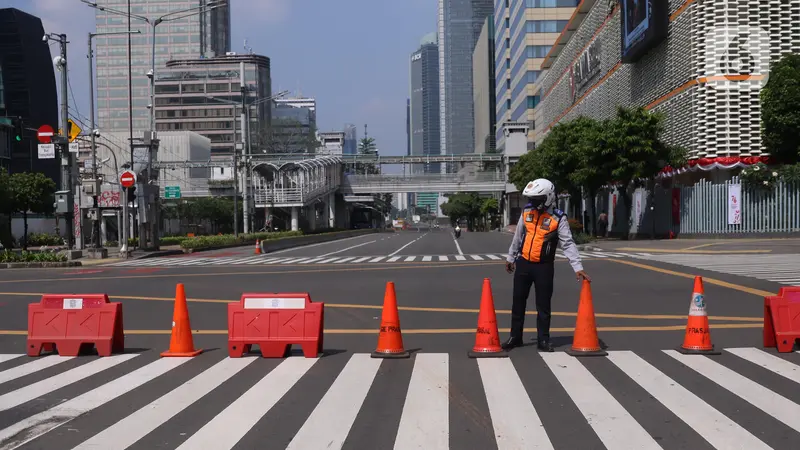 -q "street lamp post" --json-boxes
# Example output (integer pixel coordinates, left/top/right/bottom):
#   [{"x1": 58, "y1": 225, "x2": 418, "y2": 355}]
[{"x1": 88, "y1": 30, "x2": 140, "y2": 251}]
